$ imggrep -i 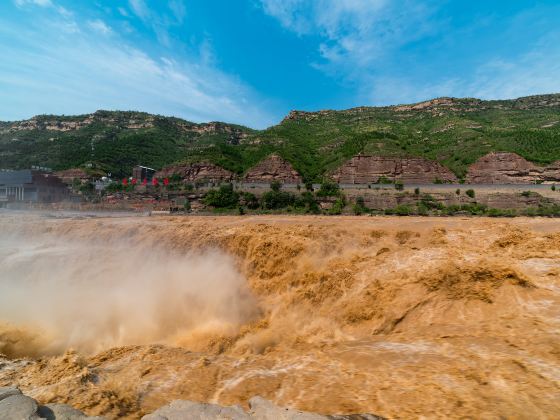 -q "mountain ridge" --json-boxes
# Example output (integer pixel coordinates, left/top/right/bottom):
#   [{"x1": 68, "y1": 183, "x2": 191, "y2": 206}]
[{"x1": 1, "y1": 93, "x2": 559, "y2": 181}]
